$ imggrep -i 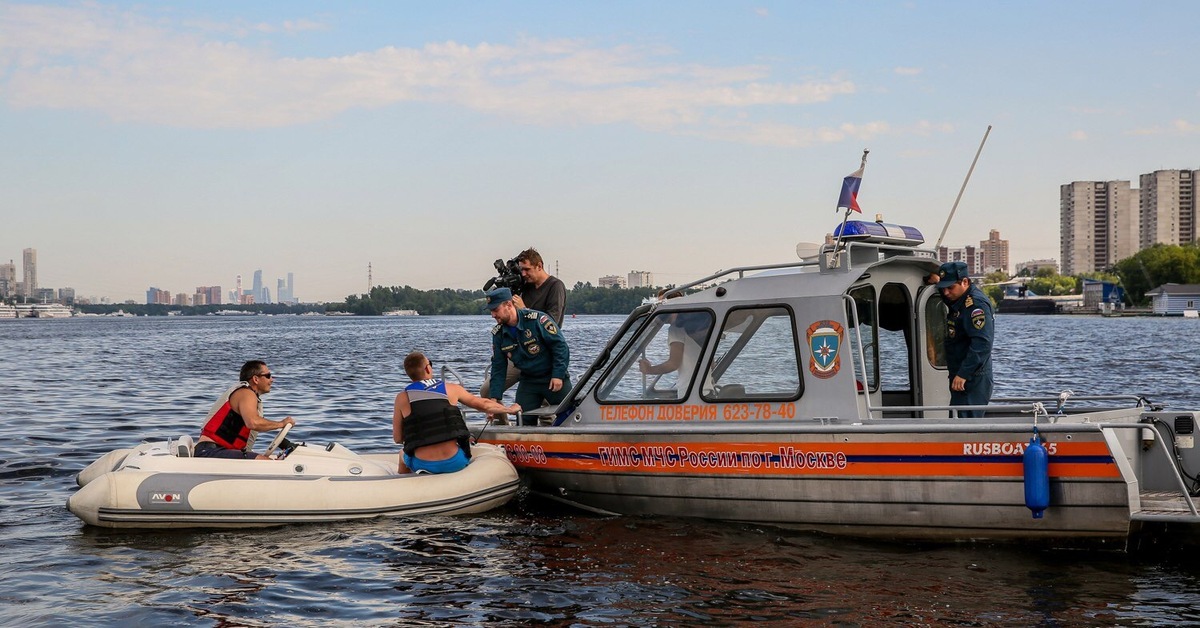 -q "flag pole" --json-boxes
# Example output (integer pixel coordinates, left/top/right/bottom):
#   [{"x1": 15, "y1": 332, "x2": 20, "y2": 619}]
[
  {"x1": 831, "y1": 149, "x2": 869, "y2": 266},
  {"x1": 934, "y1": 125, "x2": 992, "y2": 250}
]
